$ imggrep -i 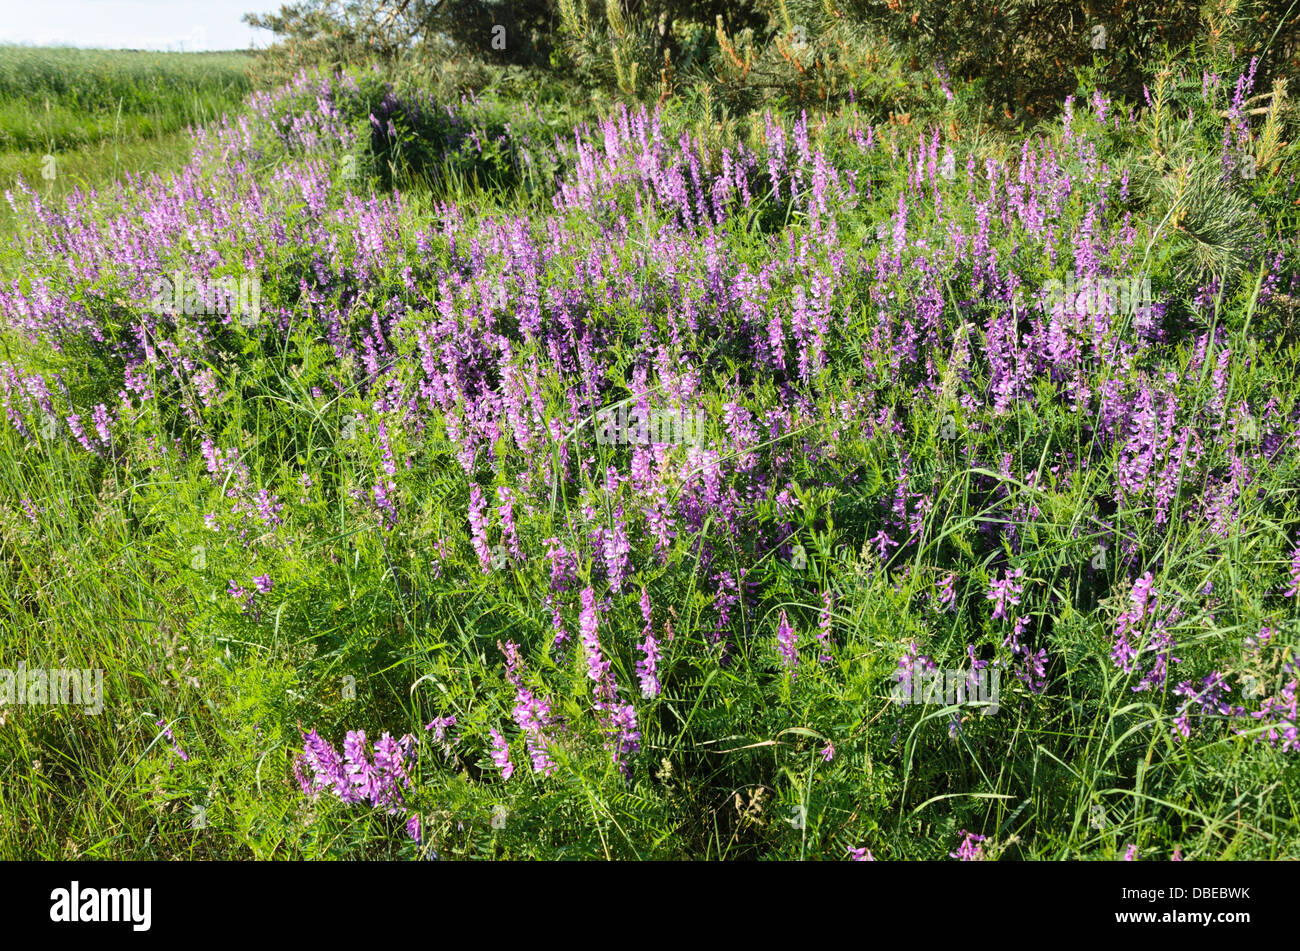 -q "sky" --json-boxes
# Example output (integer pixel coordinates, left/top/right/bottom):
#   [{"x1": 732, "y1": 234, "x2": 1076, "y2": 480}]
[{"x1": 0, "y1": 0, "x2": 284, "y2": 50}]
